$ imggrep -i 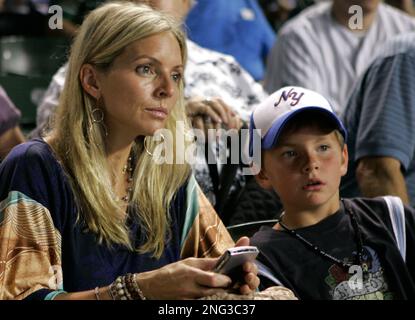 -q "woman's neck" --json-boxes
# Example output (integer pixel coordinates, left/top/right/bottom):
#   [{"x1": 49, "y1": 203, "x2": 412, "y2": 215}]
[
  {"x1": 105, "y1": 131, "x2": 136, "y2": 172},
  {"x1": 104, "y1": 134, "x2": 138, "y2": 208},
  {"x1": 107, "y1": 148, "x2": 132, "y2": 177}
]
